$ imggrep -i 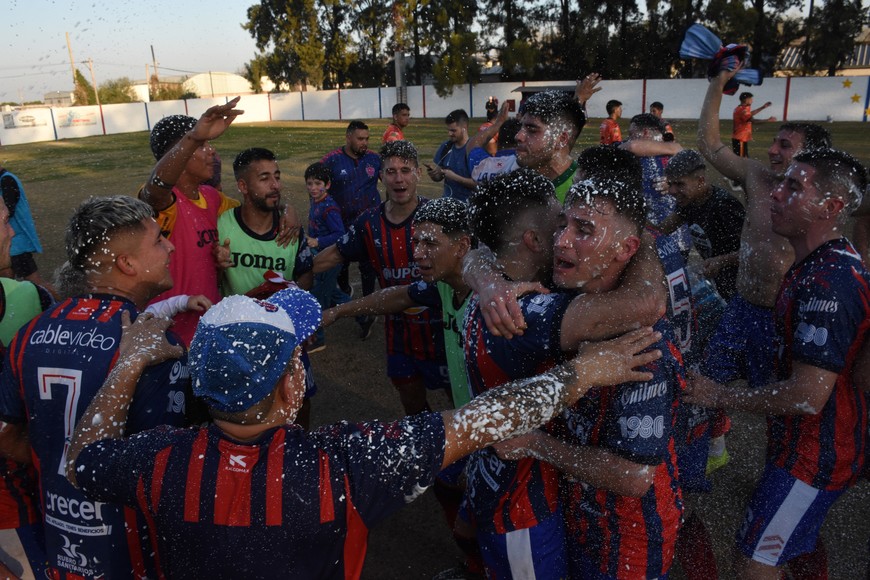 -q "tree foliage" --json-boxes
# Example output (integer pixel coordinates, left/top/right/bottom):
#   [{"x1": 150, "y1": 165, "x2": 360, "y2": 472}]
[
  {"x1": 802, "y1": 0, "x2": 869, "y2": 76},
  {"x1": 72, "y1": 69, "x2": 95, "y2": 106},
  {"x1": 98, "y1": 77, "x2": 138, "y2": 104}
]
